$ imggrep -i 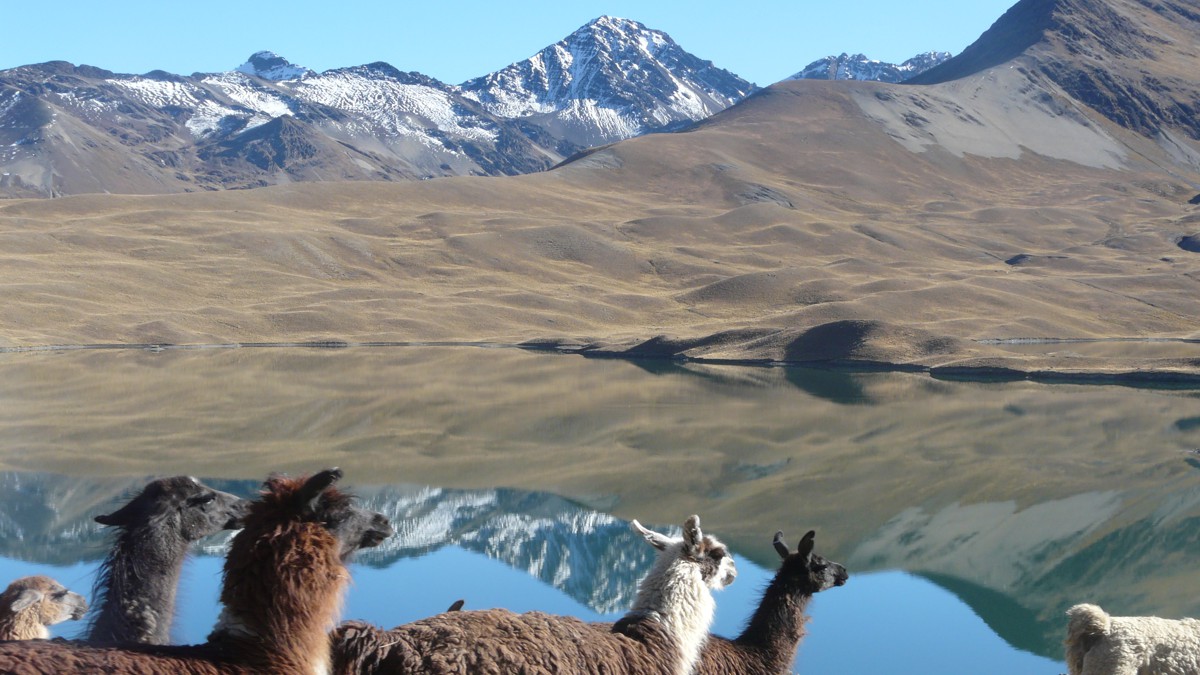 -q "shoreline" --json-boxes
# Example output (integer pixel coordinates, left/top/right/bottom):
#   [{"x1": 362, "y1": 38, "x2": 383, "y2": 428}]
[{"x1": 2, "y1": 338, "x2": 1198, "y2": 388}]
